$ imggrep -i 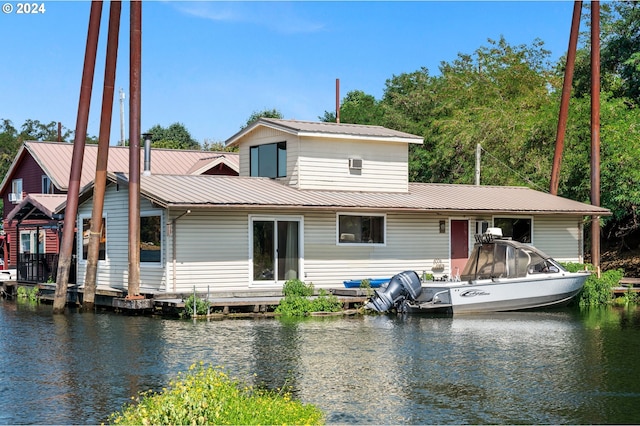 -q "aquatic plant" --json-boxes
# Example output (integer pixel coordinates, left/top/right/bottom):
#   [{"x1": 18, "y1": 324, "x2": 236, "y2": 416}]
[
  {"x1": 579, "y1": 268, "x2": 624, "y2": 307},
  {"x1": 109, "y1": 362, "x2": 324, "y2": 425},
  {"x1": 16, "y1": 286, "x2": 39, "y2": 302}
]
